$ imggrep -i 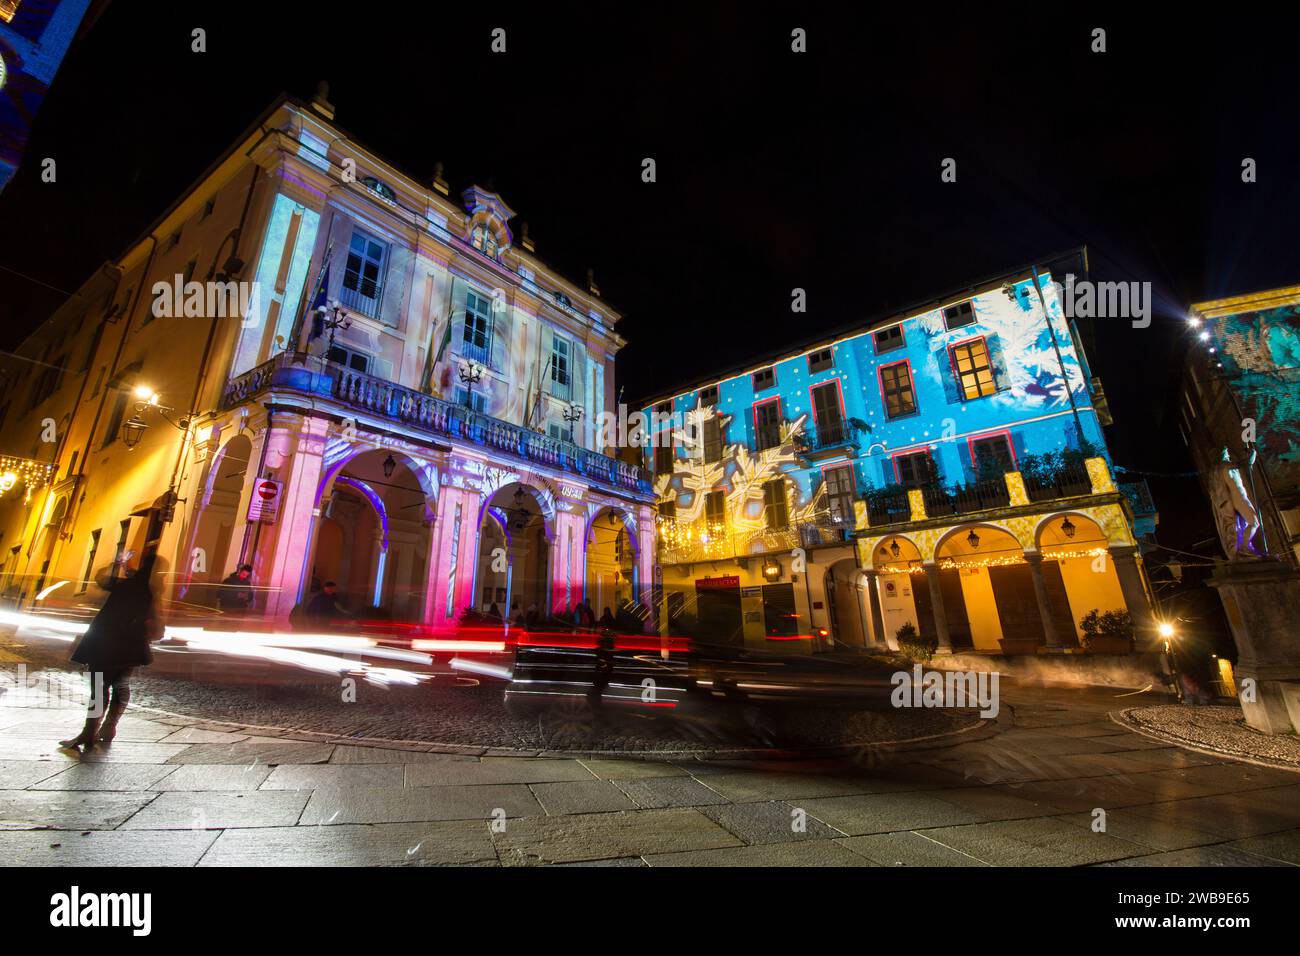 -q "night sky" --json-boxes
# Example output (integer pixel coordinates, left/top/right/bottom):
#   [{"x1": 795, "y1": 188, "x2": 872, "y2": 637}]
[{"x1": 1, "y1": 4, "x2": 1296, "y2": 552}]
